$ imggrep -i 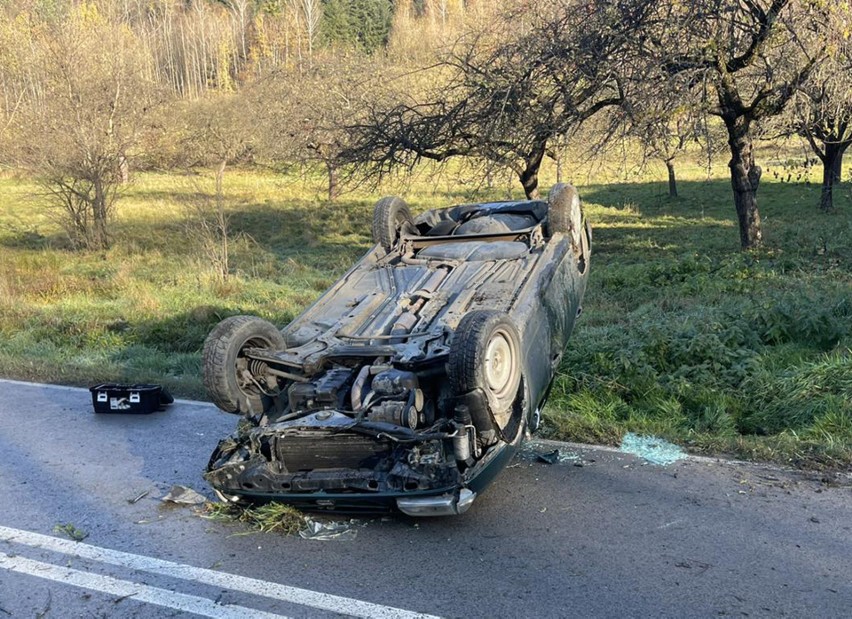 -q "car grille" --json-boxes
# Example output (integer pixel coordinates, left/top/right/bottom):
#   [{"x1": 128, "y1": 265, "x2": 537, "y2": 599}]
[{"x1": 273, "y1": 432, "x2": 391, "y2": 471}]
